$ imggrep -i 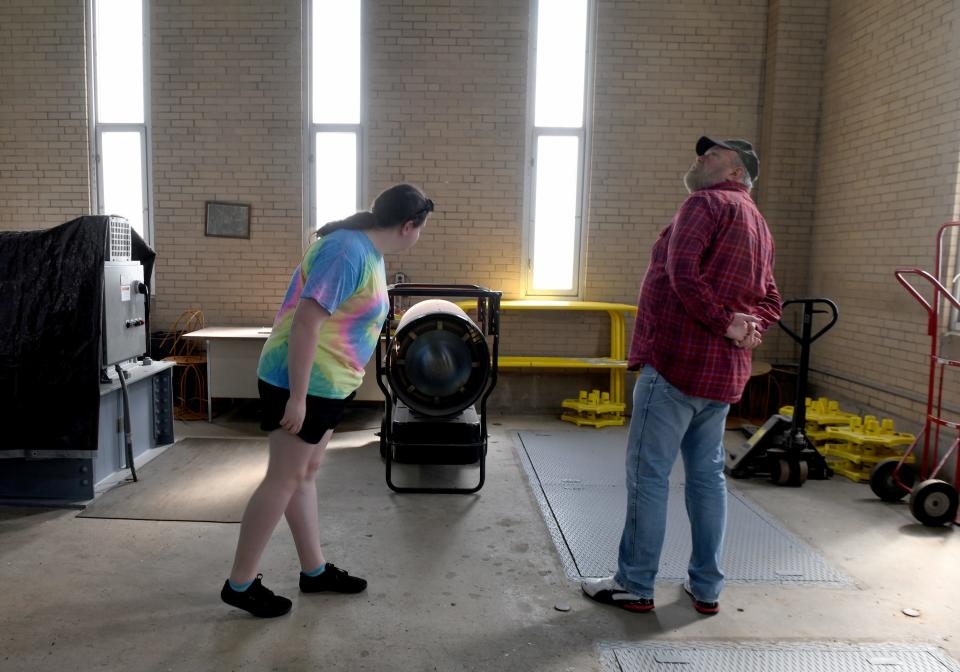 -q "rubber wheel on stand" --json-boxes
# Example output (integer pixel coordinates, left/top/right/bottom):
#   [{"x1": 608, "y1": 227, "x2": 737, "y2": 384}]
[
  {"x1": 909, "y1": 479, "x2": 959, "y2": 526},
  {"x1": 771, "y1": 458, "x2": 807, "y2": 486},
  {"x1": 795, "y1": 459, "x2": 809, "y2": 486},
  {"x1": 869, "y1": 459, "x2": 915, "y2": 502},
  {"x1": 771, "y1": 459, "x2": 790, "y2": 485}
]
